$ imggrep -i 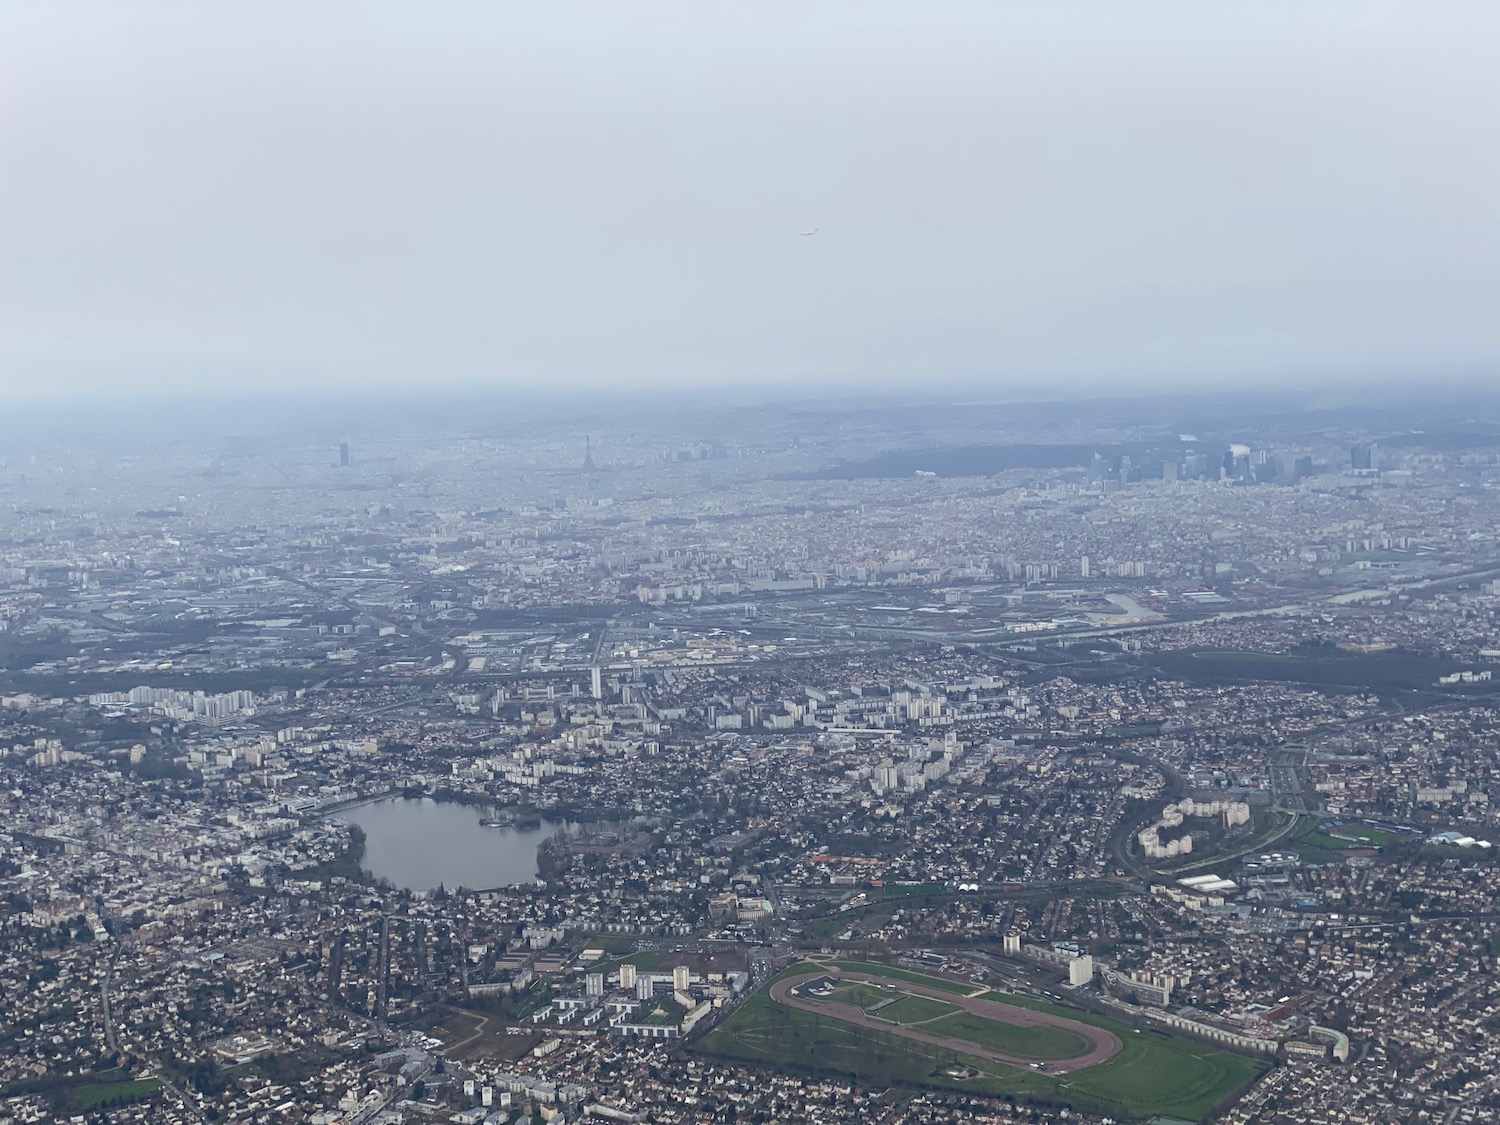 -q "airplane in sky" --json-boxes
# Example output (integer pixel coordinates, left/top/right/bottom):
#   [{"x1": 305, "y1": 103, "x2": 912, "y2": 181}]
[{"x1": 801, "y1": 228, "x2": 818, "y2": 237}]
